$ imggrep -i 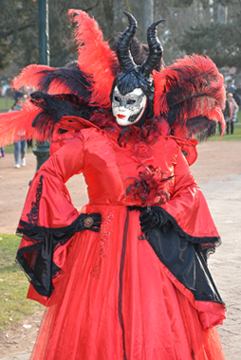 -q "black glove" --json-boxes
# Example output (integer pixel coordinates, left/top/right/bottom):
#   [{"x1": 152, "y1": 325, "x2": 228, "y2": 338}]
[
  {"x1": 140, "y1": 207, "x2": 167, "y2": 235},
  {"x1": 76, "y1": 213, "x2": 102, "y2": 232}
]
